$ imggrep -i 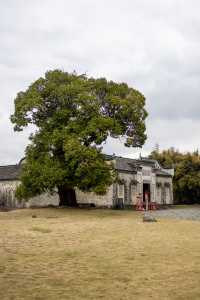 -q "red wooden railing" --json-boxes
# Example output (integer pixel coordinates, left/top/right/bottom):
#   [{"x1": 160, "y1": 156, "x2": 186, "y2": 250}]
[{"x1": 135, "y1": 201, "x2": 159, "y2": 211}]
